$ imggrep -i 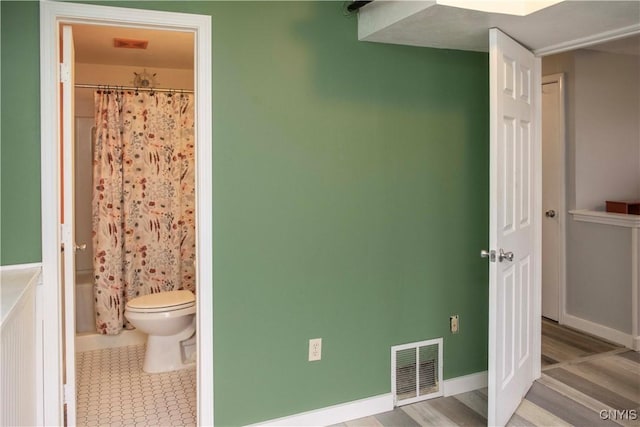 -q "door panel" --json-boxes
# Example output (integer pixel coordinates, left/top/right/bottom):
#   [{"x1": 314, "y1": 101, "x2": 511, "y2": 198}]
[
  {"x1": 488, "y1": 28, "x2": 540, "y2": 427},
  {"x1": 61, "y1": 24, "x2": 77, "y2": 426},
  {"x1": 542, "y1": 81, "x2": 562, "y2": 321}
]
